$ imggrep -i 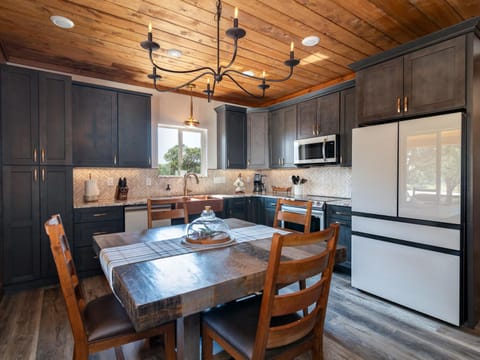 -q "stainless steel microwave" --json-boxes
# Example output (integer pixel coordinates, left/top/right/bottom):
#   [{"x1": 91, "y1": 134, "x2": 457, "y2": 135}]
[{"x1": 294, "y1": 134, "x2": 338, "y2": 165}]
